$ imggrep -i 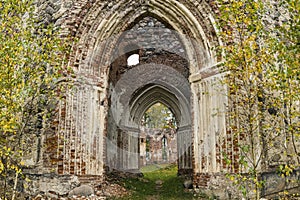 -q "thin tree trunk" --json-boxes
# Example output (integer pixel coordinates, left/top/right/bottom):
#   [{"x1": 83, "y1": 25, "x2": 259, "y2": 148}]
[{"x1": 11, "y1": 172, "x2": 19, "y2": 200}]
